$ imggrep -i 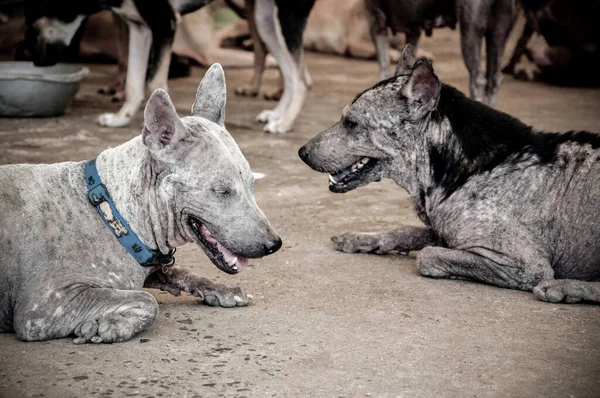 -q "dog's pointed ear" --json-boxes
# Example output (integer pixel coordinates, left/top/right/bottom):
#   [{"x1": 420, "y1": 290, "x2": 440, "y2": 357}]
[
  {"x1": 142, "y1": 89, "x2": 187, "y2": 151},
  {"x1": 394, "y1": 44, "x2": 417, "y2": 76},
  {"x1": 191, "y1": 63, "x2": 226, "y2": 126},
  {"x1": 401, "y1": 58, "x2": 441, "y2": 110}
]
